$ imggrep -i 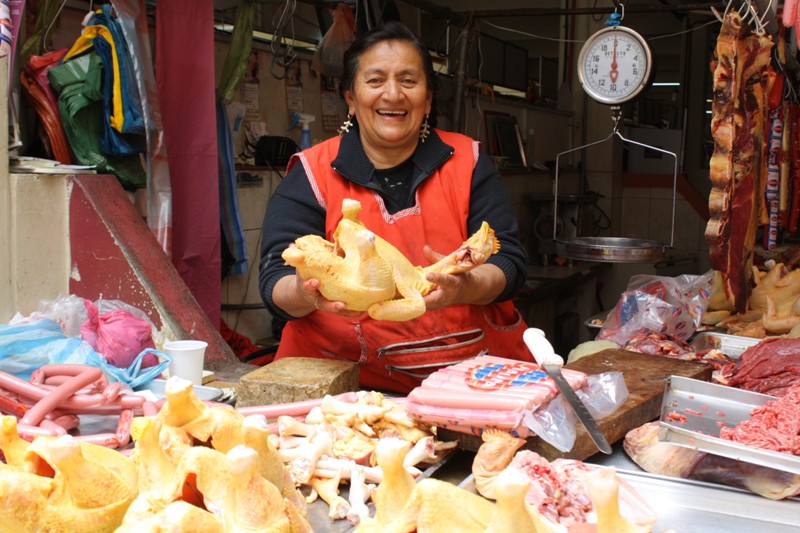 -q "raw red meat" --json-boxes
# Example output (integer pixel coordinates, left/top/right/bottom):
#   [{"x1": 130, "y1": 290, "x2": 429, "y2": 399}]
[
  {"x1": 706, "y1": 11, "x2": 774, "y2": 311},
  {"x1": 719, "y1": 337, "x2": 800, "y2": 396},
  {"x1": 719, "y1": 380, "x2": 800, "y2": 455}
]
